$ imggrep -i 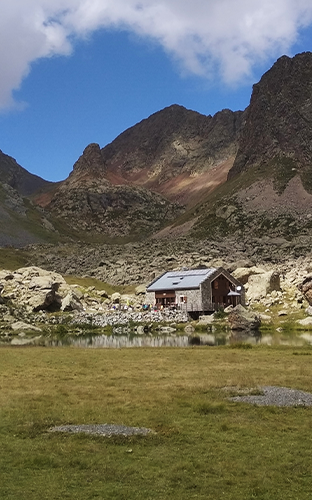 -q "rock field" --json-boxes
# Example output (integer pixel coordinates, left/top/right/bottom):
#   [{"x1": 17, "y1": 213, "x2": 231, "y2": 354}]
[{"x1": 1, "y1": 240, "x2": 312, "y2": 339}]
